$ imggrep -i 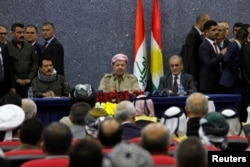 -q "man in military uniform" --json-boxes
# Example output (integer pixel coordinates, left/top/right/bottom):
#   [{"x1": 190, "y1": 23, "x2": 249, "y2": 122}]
[{"x1": 98, "y1": 53, "x2": 140, "y2": 93}]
